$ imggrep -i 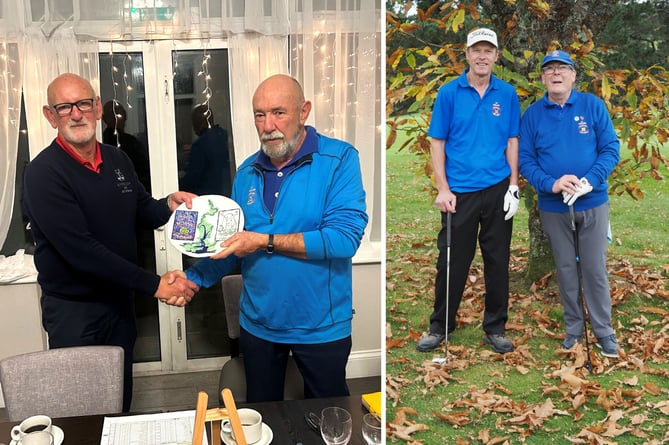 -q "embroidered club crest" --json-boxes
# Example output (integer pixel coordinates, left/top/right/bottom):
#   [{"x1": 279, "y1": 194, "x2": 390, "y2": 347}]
[
  {"x1": 491, "y1": 102, "x2": 501, "y2": 117},
  {"x1": 247, "y1": 186, "x2": 257, "y2": 205}
]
